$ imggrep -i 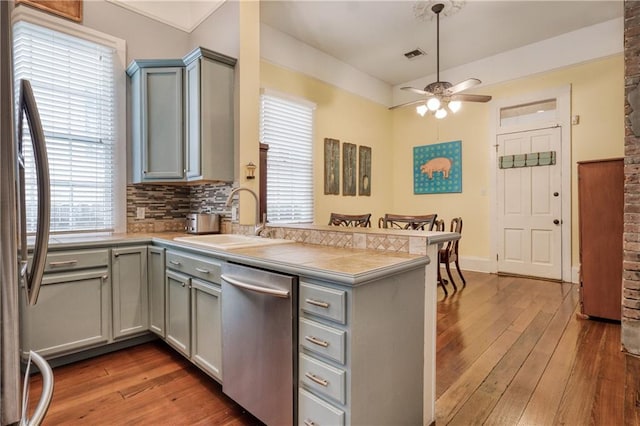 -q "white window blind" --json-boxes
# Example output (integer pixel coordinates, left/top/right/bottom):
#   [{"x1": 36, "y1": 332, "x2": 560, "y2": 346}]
[
  {"x1": 260, "y1": 93, "x2": 314, "y2": 224},
  {"x1": 13, "y1": 21, "x2": 116, "y2": 233}
]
